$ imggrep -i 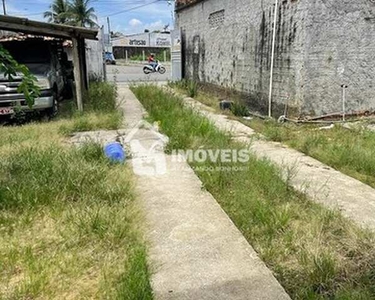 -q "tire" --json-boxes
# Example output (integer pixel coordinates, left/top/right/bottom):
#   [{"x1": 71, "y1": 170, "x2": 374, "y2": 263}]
[
  {"x1": 63, "y1": 79, "x2": 73, "y2": 99},
  {"x1": 143, "y1": 67, "x2": 152, "y2": 75},
  {"x1": 46, "y1": 91, "x2": 59, "y2": 119},
  {"x1": 158, "y1": 66, "x2": 166, "y2": 74}
]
